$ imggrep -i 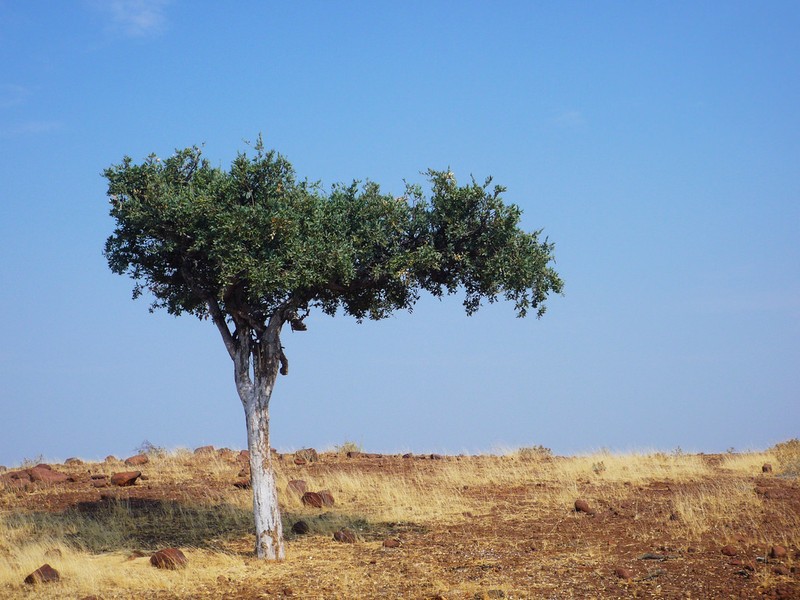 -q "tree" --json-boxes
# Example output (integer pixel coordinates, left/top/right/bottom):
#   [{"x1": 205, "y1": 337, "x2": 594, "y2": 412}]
[{"x1": 103, "y1": 139, "x2": 563, "y2": 559}]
